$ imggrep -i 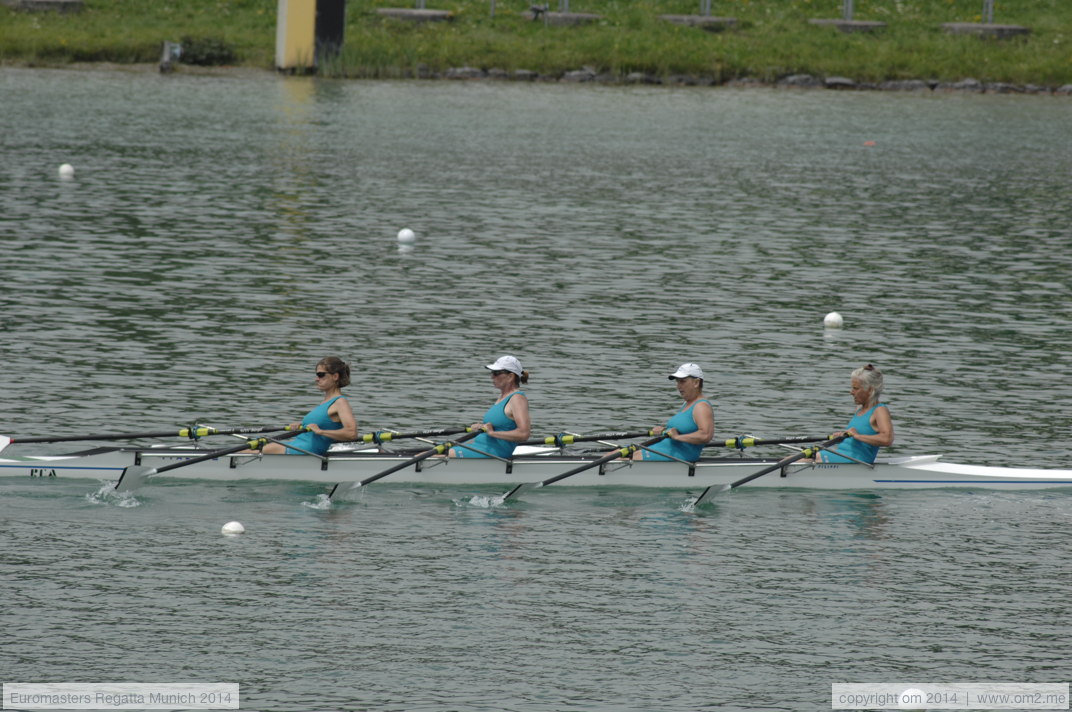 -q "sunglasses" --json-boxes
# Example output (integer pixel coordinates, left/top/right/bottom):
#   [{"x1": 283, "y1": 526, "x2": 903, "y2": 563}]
[
  {"x1": 315, "y1": 371, "x2": 330, "y2": 379},
  {"x1": 491, "y1": 370, "x2": 511, "y2": 376}
]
